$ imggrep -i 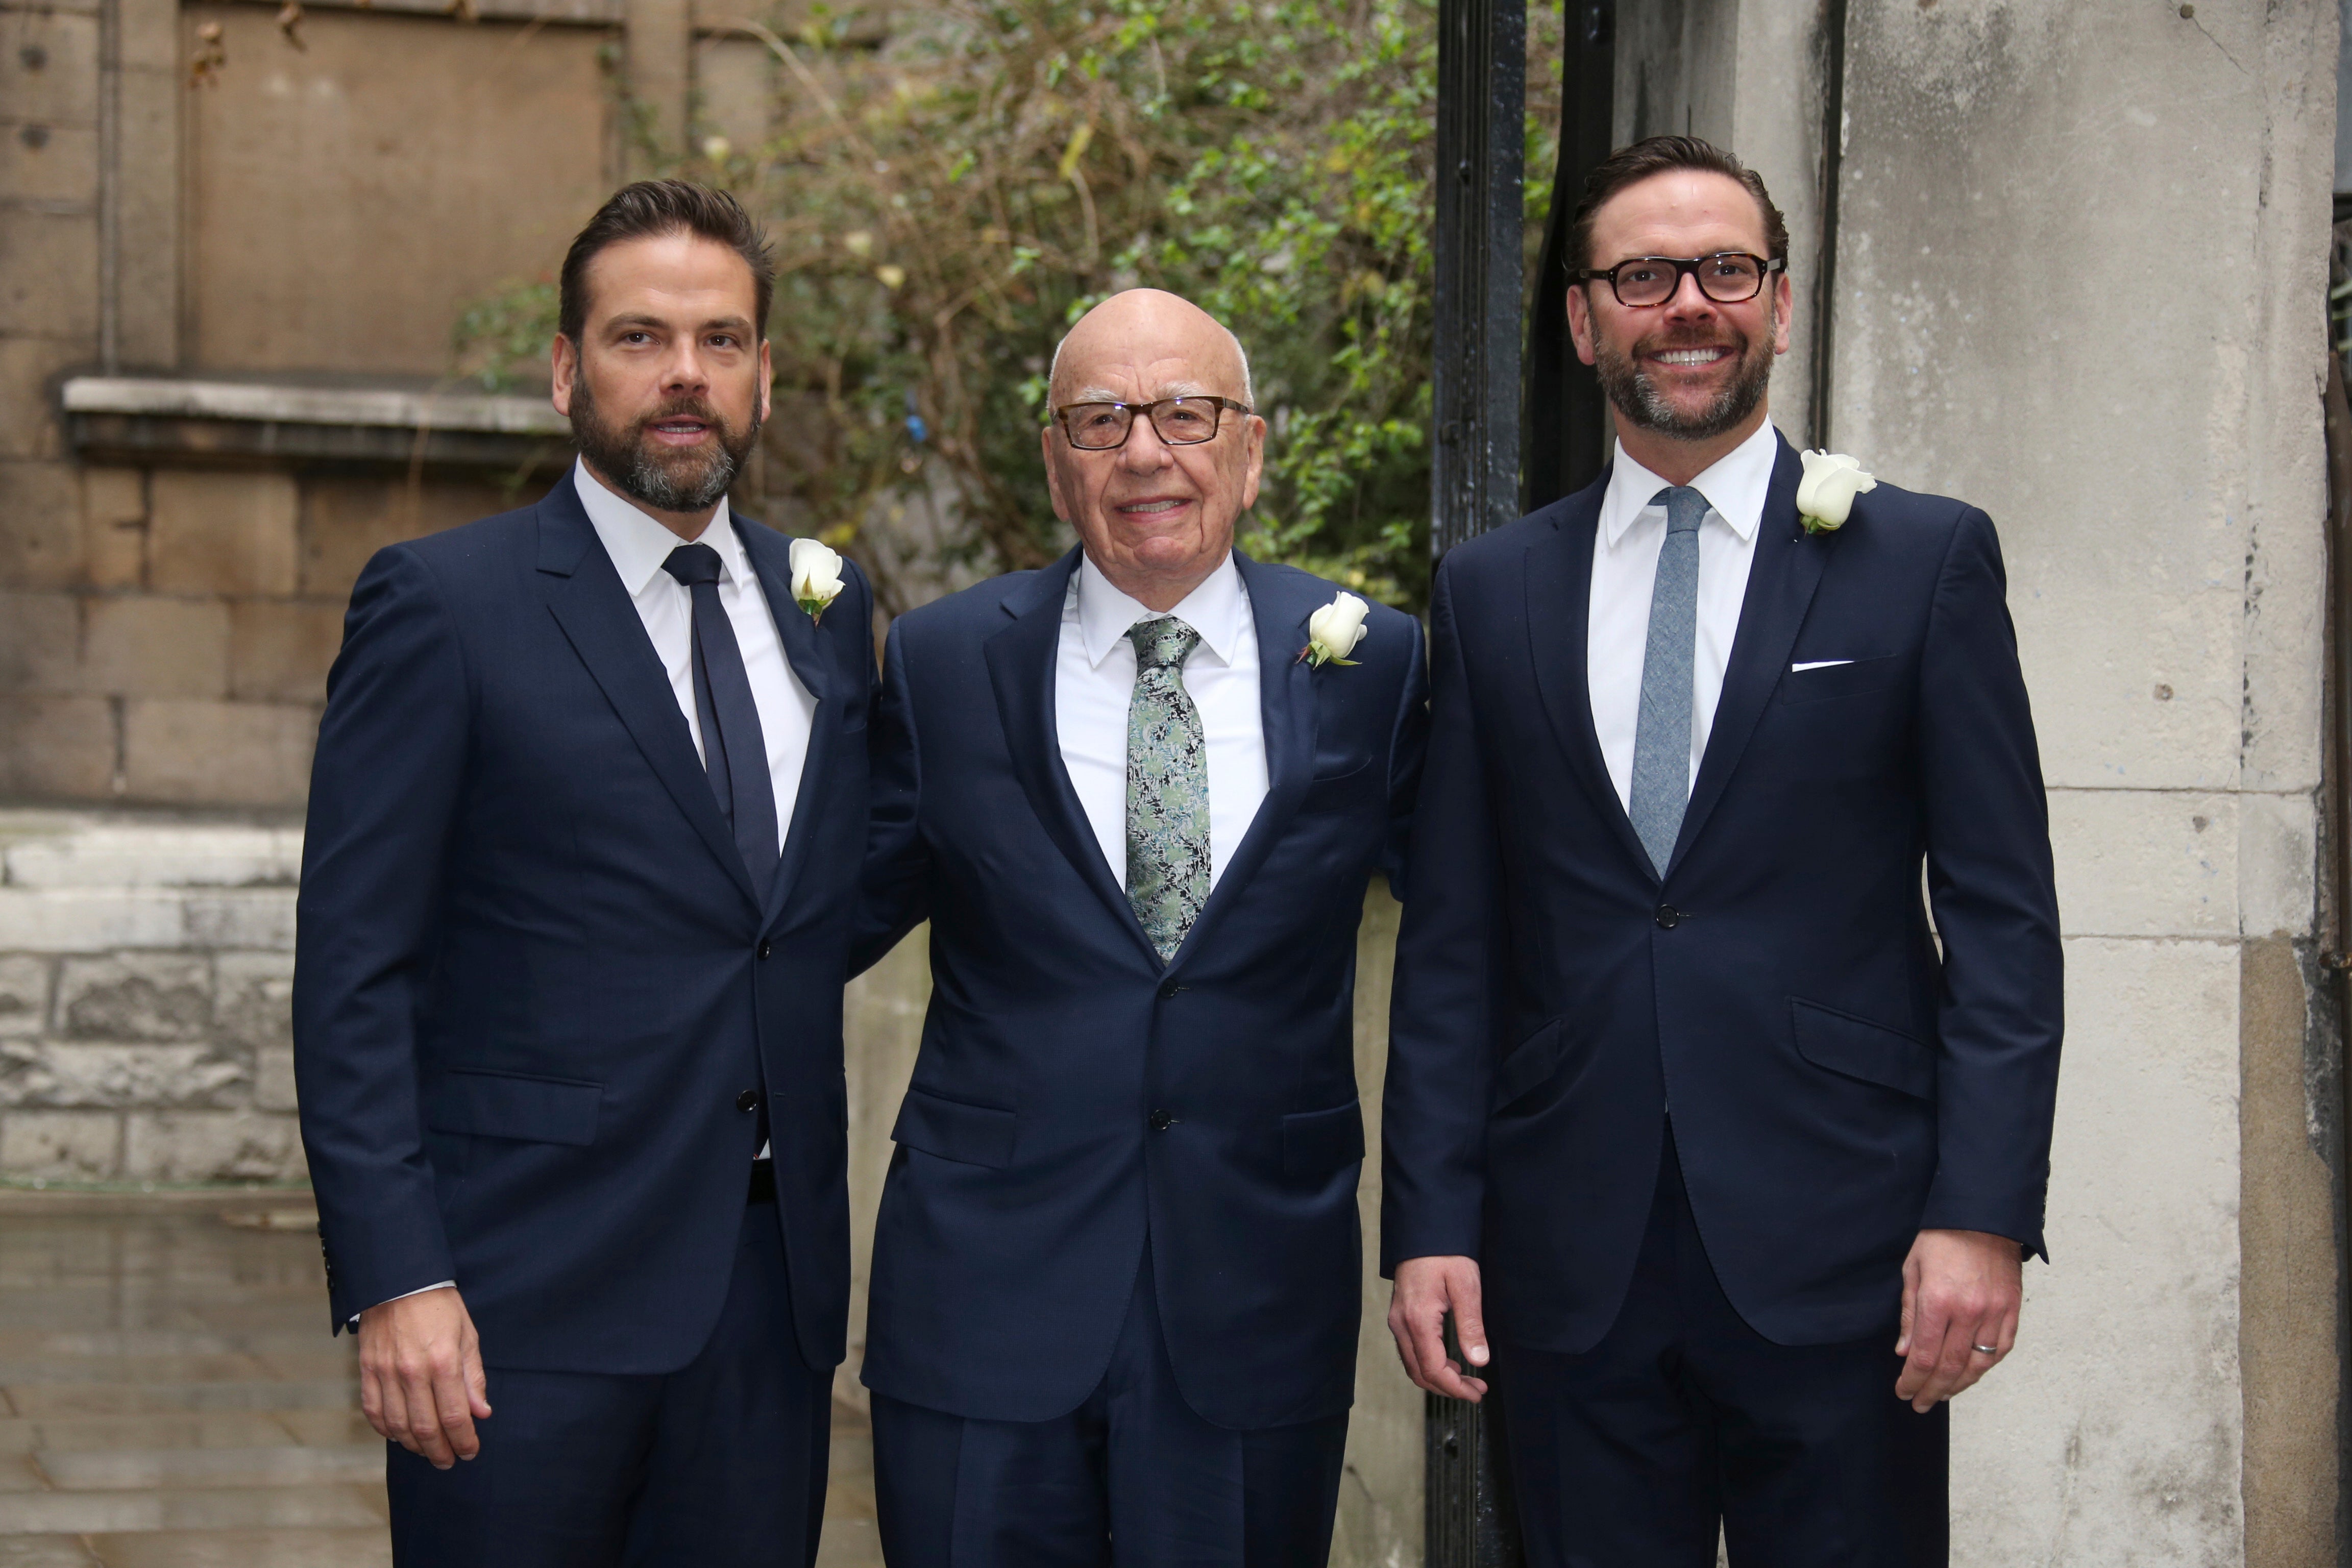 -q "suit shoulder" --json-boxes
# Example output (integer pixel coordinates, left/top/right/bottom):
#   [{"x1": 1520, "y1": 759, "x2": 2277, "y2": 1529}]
[
  {"x1": 1843, "y1": 481, "x2": 1994, "y2": 565},
  {"x1": 393, "y1": 503, "x2": 540, "y2": 569},
  {"x1": 1438, "y1": 501, "x2": 1573, "y2": 578},
  {"x1": 892, "y1": 567, "x2": 1050, "y2": 643}
]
